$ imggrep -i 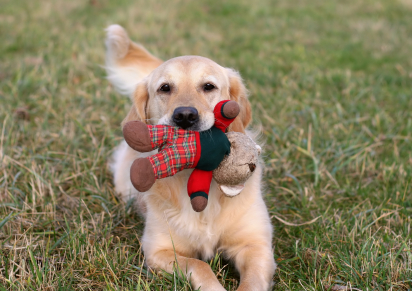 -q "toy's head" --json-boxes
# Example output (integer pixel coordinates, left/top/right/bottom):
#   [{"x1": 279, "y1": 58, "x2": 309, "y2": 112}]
[{"x1": 213, "y1": 132, "x2": 261, "y2": 197}]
